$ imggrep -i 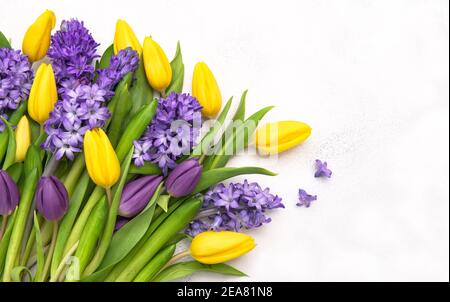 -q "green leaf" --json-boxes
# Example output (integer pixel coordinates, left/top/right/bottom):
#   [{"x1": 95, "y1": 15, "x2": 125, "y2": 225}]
[
  {"x1": 129, "y1": 59, "x2": 154, "y2": 118},
  {"x1": 107, "y1": 83, "x2": 132, "y2": 147},
  {"x1": 82, "y1": 181, "x2": 164, "y2": 280},
  {"x1": 191, "y1": 97, "x2": 233, "y2": 158},
  {"x1": 23, "y1": 145, "x2": 43, "y2": 177},
  {"x1": 157, "y1": 194, "x2": 170, "y2": 212},
  {"x1": 11, "y1": 266, "x2": 32, "y2": 282},
  {"x1": 231, "y1": 90, "x2": 247, "y2": 123},
  {"x1": 129, "y1": 162, "x2": 161, "y2": 175},
  {"x1": 153, "y1": 261, "x2": 246, "y2": 281},
  {"x1": 1, "y1": 117, "x2": 16, "y2": 170},
  {"x1": 97, "y1": 44, "x2": 114, "y2": 70},
  {"x1": 32, "y1": 212, "x2": 45, "y2": 282},
  {"x1": 0, "y1": 31, "x2": 11, "y2": 48},
  {"x1": 6, "y1": 162, "x2": 23, "y2": 183},
  {"x1": 194, "y1": 166, "x2": 277, "y2": 194},
  {"x1": 166, "y1": 41, "x2": 184, "y2": 94},
  {"x1": 0, "y1": 213, "x2": 16, "y2": 275},
  {"x1": 206, "y1": 106, "x2": 273, "y2": 170}
]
